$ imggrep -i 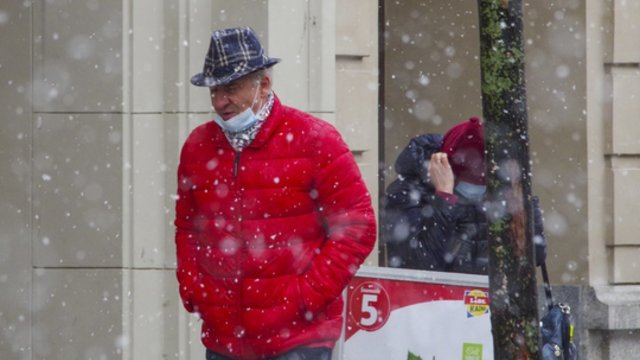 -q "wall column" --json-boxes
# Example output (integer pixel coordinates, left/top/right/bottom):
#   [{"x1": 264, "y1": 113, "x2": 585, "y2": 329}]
[{"x1": 587, "y1": 0, "x2": 640, "y2": 358}]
